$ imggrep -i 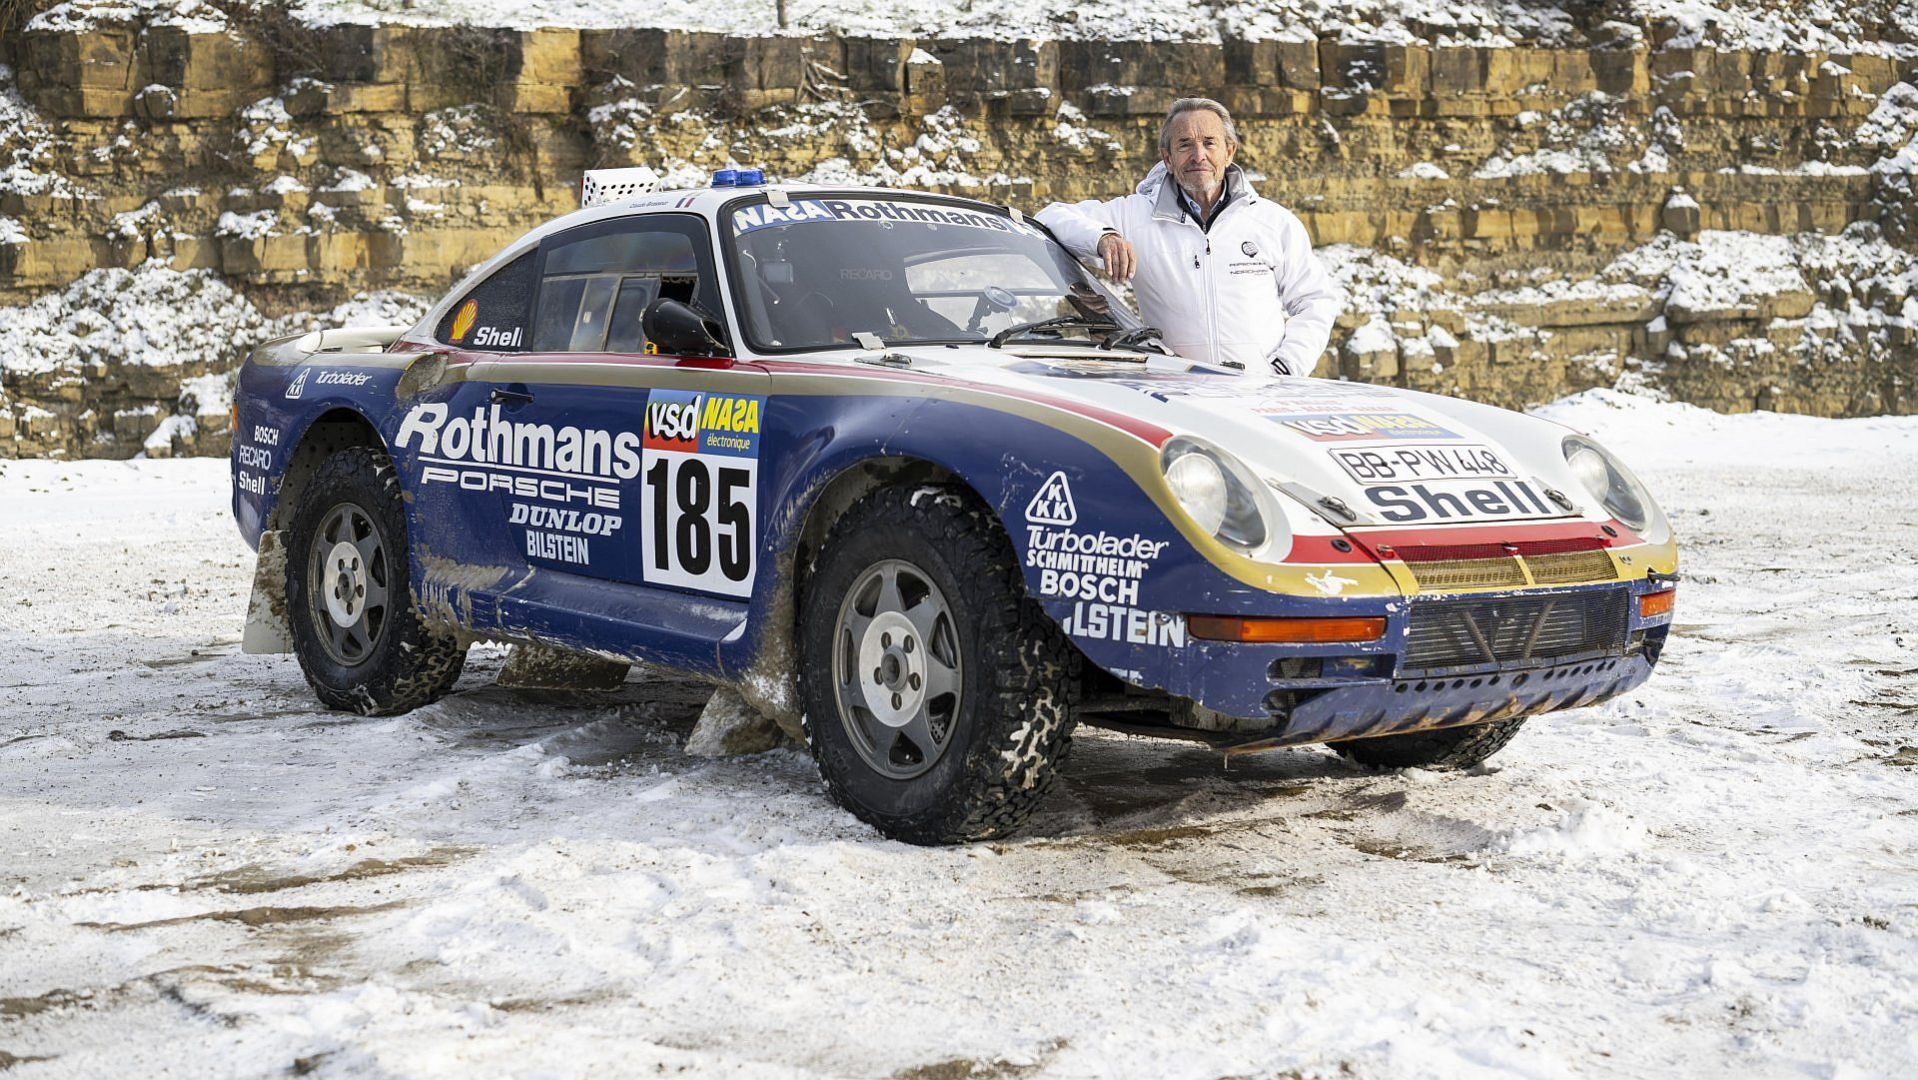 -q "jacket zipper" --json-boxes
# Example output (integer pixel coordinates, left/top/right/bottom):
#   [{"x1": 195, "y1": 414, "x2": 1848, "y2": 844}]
[
  {"x1": 1191, "y1": 224, "x2": 1211, "y2": 362},
  {"x1": 1203, "y1": 234, "x2": 1217, "y2": 361}
]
